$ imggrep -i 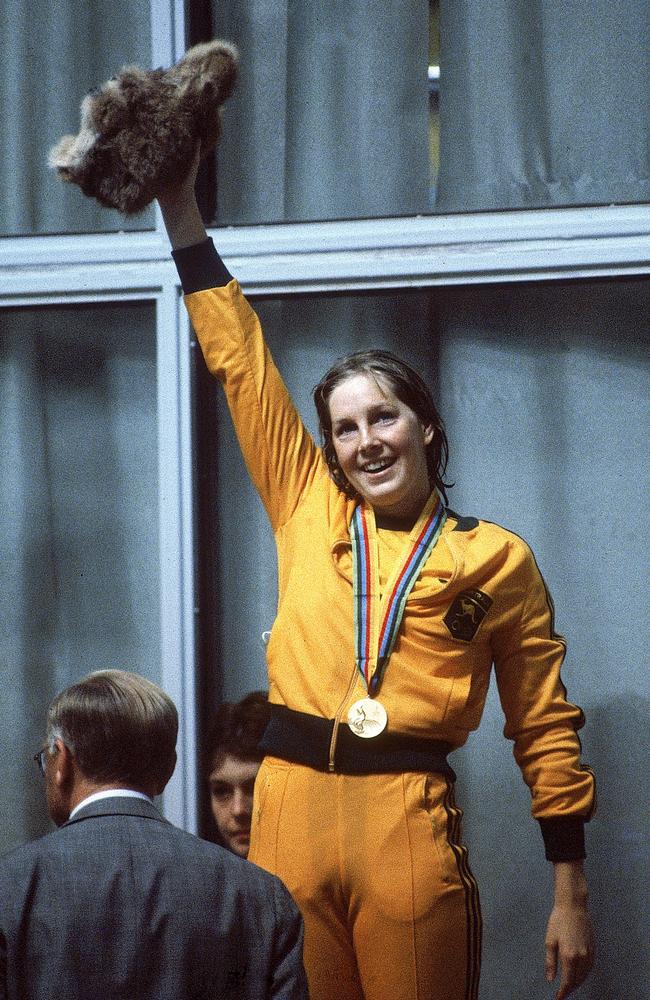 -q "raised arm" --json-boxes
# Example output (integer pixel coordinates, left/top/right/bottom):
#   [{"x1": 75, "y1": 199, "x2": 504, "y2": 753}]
[
  {"x1": 156, "y1": 147, "x2": 322, "y2": 530},
  {"x1": 157, "y1": 146, "x2": 206, "y2": 249}
]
